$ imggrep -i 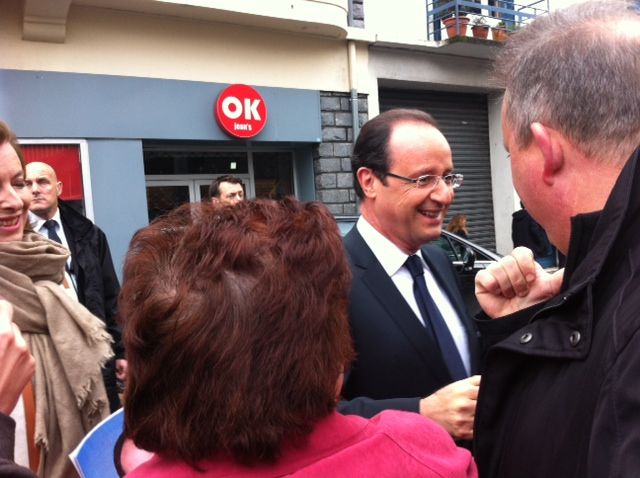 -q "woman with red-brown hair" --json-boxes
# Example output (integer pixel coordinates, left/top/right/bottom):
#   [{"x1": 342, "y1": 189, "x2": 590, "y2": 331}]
[{"x1": 120, "y1": 198, "x2": 477, "y2": 477}]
